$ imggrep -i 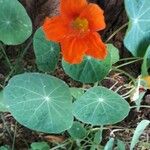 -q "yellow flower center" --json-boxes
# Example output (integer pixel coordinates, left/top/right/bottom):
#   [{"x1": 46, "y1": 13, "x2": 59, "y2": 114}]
[{"x1": 72, "y1": 17, "x2": 89, "y2": 32}]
